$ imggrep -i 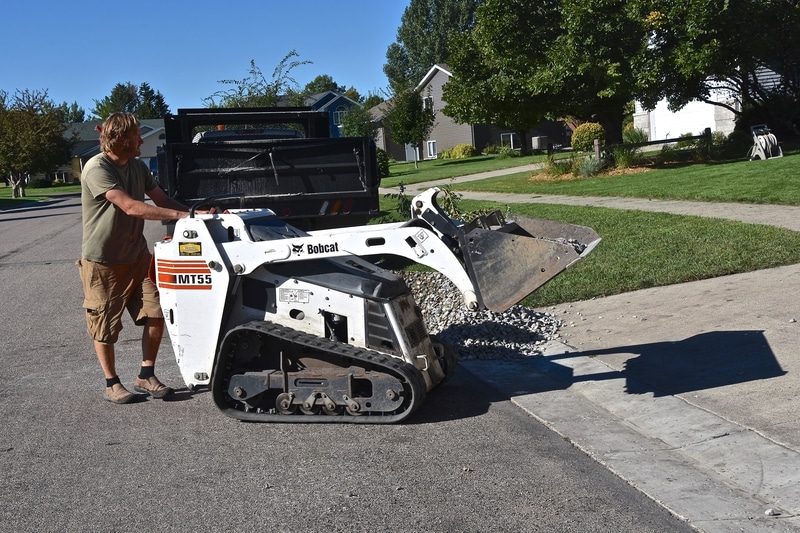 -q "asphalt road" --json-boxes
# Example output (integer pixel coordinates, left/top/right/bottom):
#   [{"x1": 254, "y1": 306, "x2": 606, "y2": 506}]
[{"x1": 0, "y1": 193, "x2": 692, "y2": 532}]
